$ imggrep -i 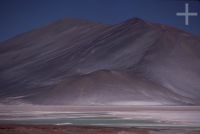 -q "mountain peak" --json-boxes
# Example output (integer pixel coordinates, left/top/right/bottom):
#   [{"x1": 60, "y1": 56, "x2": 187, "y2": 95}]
[{"x1": 124, "y1": 17, "x2": 145, "y2": 24}]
